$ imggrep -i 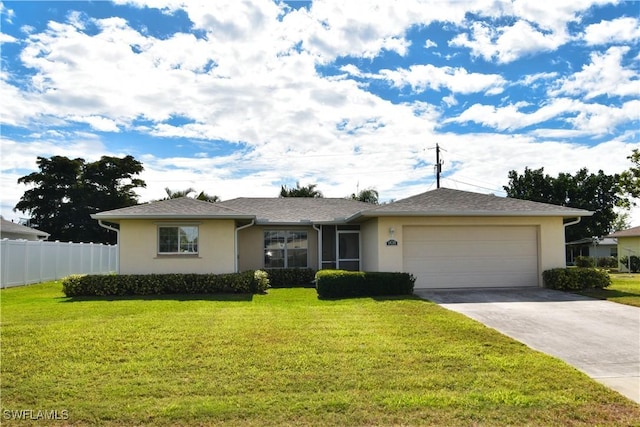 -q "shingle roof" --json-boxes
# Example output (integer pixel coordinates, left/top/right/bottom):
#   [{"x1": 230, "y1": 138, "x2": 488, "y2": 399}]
[
  {"x1": 607, "y1": 226, "x2": 640, "y2": 238},
  {"x1": 0, "y1": 216, "x2": 50, "y2": 238},
  {"x1": 91, "y1": 188, "x2": 593, "y2": 224},
  {"x1": 218, "y1": 198, "x2": 371, "y2": 224},
  {"x1": 351, "y1": 188, "x2": 592, "y2": 219},
  {"x1": 91, "y1": 197, "x2": 253, "y2": 221}
]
